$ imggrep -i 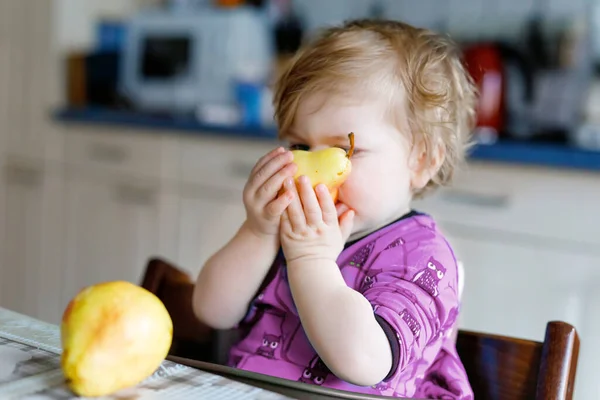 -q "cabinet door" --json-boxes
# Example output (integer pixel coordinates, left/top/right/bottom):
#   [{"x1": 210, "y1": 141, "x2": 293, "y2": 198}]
[
  {"x1": 449, "y1": 234, "x2": 594, "y2": 340},
  {"x1": 0, "y1": 160, "x2": 65, "y2": 325},
  {"x1": 62, "y1": 173, "x2": 161, "y2": 309},
  {"x1": 0, "y1": 0, "x2": 11, "y2": 153},
  {"x1": 2, "y1": 0, "x2": 63, "y2": 161},
  {"x1": 155, "y1": 187, "x2": 181, "y2": 265},
  {"x1": 176, "y1": 186, "x2": 246, "y2": 279},
  {"x1": 447, "y1": 233, "x2": 599, "y2": 400}
]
